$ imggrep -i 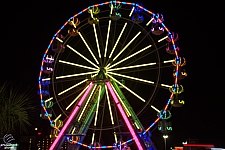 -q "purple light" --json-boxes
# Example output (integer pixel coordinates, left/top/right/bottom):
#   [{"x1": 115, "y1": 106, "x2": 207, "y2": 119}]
[
  {"x1": 49, "y1": 83, "x2": 94, "y2": 150},
  {"x1": 106, "y1": 82, "x2": 144, "y2": 150}
]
